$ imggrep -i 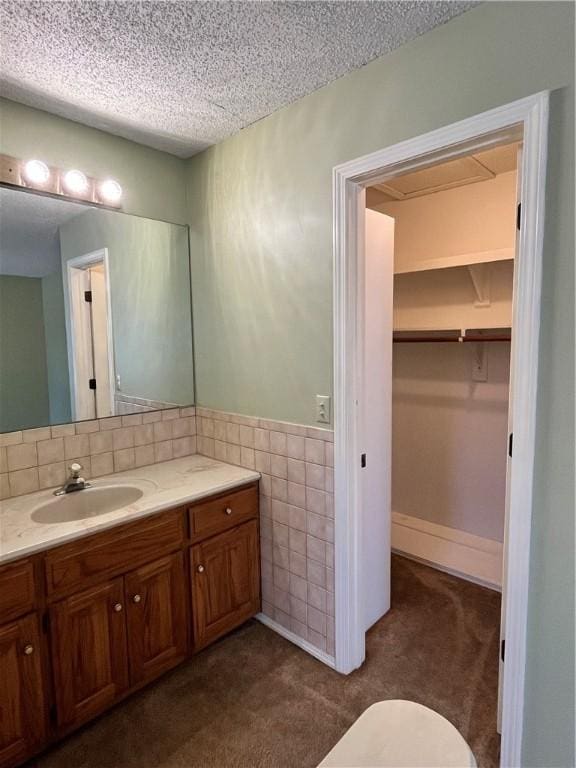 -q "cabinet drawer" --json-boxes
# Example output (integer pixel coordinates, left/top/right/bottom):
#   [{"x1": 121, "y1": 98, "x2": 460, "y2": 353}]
[
  {"x1": 0, "y1": 559, "x2": 36, "y2": 624},
  {"x1": 188, "y1": 484, "x2": 258, "y2": 543},
  {"x1": 45, "y1": 509, "x2": 185, "y2": 599}
]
